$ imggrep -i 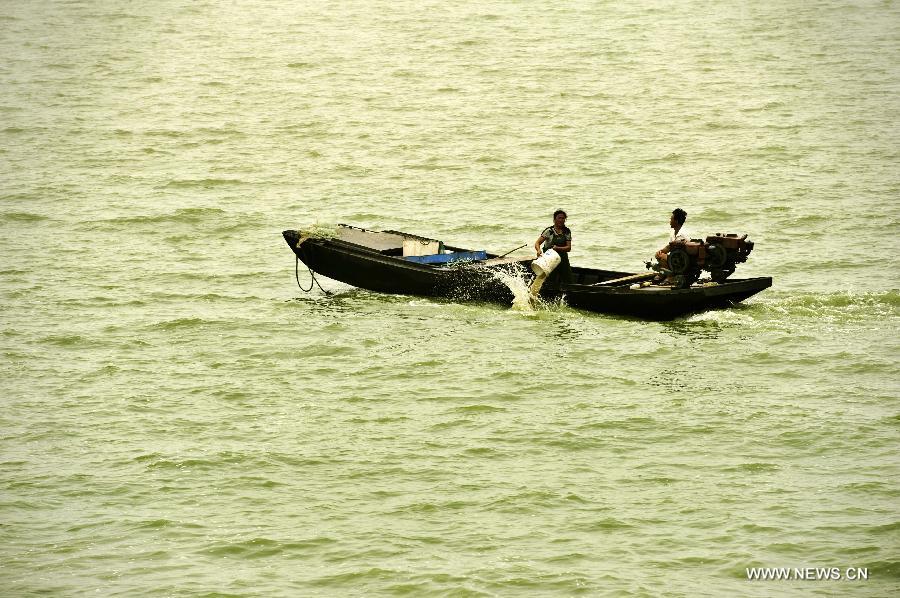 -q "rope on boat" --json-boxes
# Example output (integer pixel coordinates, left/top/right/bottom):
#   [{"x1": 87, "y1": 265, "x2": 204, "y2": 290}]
[
  {"x1": 294, "y1": 252, "x2": 330, "y2": 295},
  {"x1": 295, "y1": 254, "x2": 315, "y2": 292},
  {"x1": 294, "y1": 237, "x2": 331, "y2": 295}
]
